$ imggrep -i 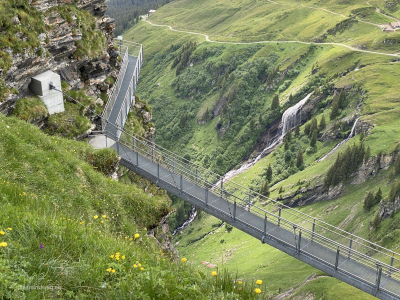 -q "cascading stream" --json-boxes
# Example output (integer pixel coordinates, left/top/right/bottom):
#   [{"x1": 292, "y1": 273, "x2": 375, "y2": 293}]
[
  {"x1": 175, "y1": 92, "x2": 313, "y2": 233},
  {"x1": 220, "y1": 92, "x2": 314, "y2": 183},
  {"x1": 318, "y1": 116, "x2": 360, "y2": 162}
]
